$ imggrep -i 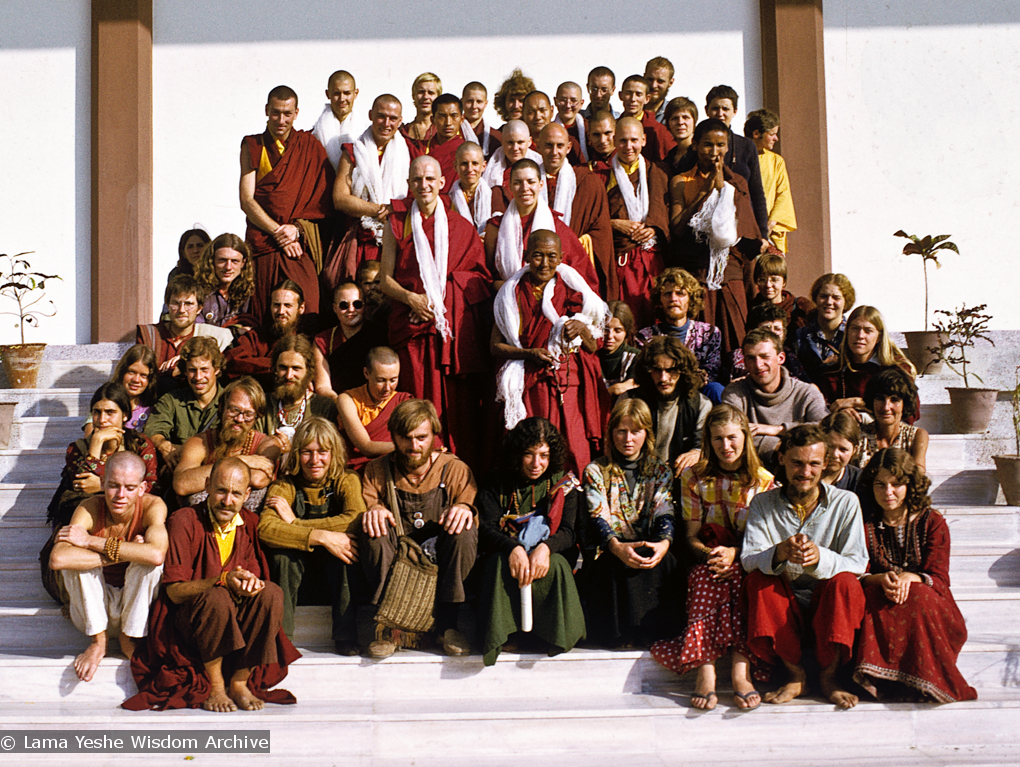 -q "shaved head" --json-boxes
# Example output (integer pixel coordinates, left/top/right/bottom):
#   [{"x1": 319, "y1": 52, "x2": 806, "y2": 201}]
[
  {"x1": 456, "y1": 141, "x2": 484, "y2": 162},
  {"x1": 410, "y1": 154, "x2": 442, "y2": 176},
  {"x1": 537, "y1": 123, "x2": 570, "y2": 172},
  {"x1": 504, "y1": 120, "x2": 530, "y2": 142},
  {"x1": 539, "y1": 123, "x2": 569, "y2": 143},
  {"x1": 616, "y1": 116, "x2": 643, "y2": 135},
  {"x1": 372, "y1": 93, "x2": 402, "y2": 112},
  {"x1": 556, "y1": 81, "x2": 582, "y2": 98},
  {"x1": 104, "y1": 451, "x2": 147, "y2": 484},
  {"x1": 328, "y1": 70, "x2": 355, "y2": 89}
]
